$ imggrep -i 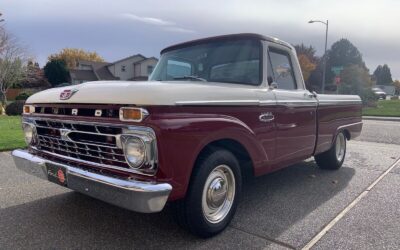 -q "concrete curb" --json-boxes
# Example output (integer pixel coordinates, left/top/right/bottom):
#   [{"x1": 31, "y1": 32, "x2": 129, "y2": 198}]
[{"x1": 363, "y1": 116, "x2": 400, "y2": 122}]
